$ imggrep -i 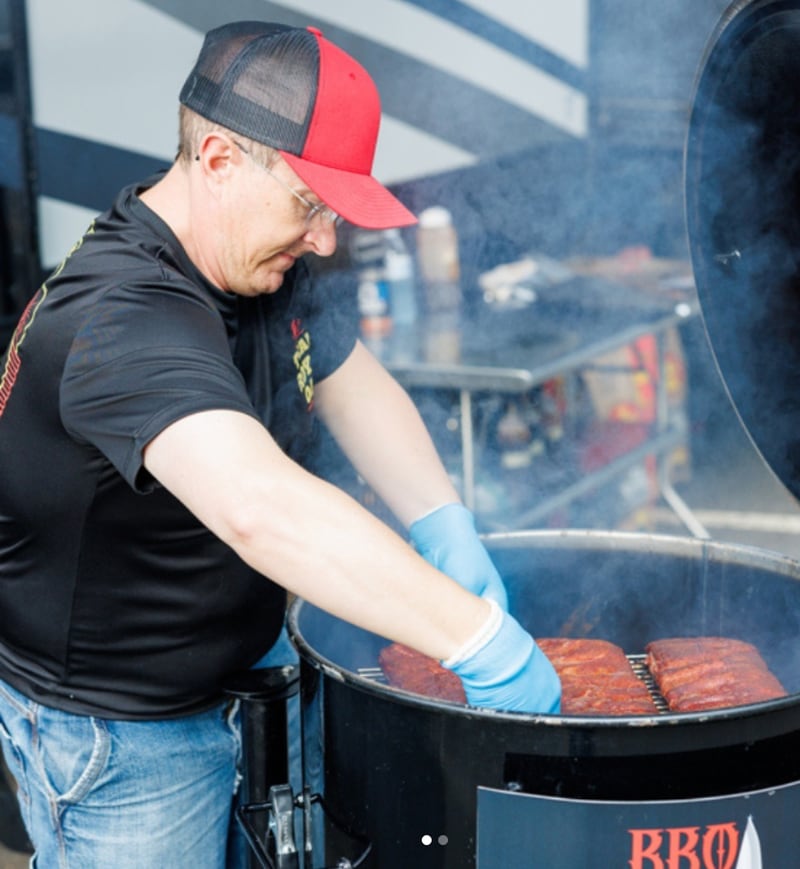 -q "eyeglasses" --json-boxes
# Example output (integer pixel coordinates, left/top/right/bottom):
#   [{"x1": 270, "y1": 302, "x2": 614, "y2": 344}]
[{"x1": 233, "y1": 141, "x2": 342, "y2": 229}]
